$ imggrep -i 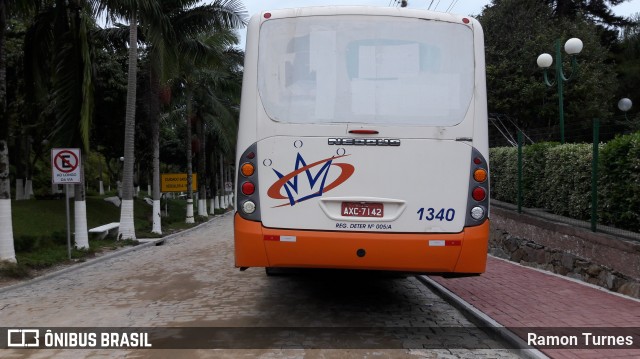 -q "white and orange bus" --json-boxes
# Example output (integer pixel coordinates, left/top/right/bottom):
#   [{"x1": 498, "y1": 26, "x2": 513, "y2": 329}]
[{"x1": 234, "y1": 6, "x2": 489, "y2": 275}]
